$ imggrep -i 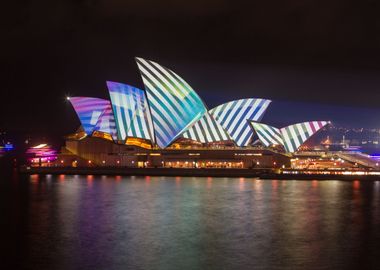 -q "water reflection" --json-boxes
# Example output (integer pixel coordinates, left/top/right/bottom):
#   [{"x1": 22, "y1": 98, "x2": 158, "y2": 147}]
[
  {"x1": 30, "y1": 174, "x2": 39, "y2": 183},
  {"x1": 58, "y1": 174, "x2": 65, "y2": 182},
  {"x1": 206, "y1": 177, "x2": 212, "y2": 189},
  {"x1": 353, "y1": 180, "x2": 360, "y2": 190},
  {"x1": 2, "y1": 176, "x2": 380, "y2": 270},
  {"x1": 238, "y1": 177, "x2": 245, "y2": 191},
  {"x1": 86, "y1": 175, "x2": 94, "y2": 186},
  {"x1": 175, "y1": 176, "x2": 181, "y2": 188},
  {"x1": 271, "y1": 179, "x2": 278, "y2": 189},
  {"x1": 312, "y1": 180, "x2": 318, "y2": 188}
]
